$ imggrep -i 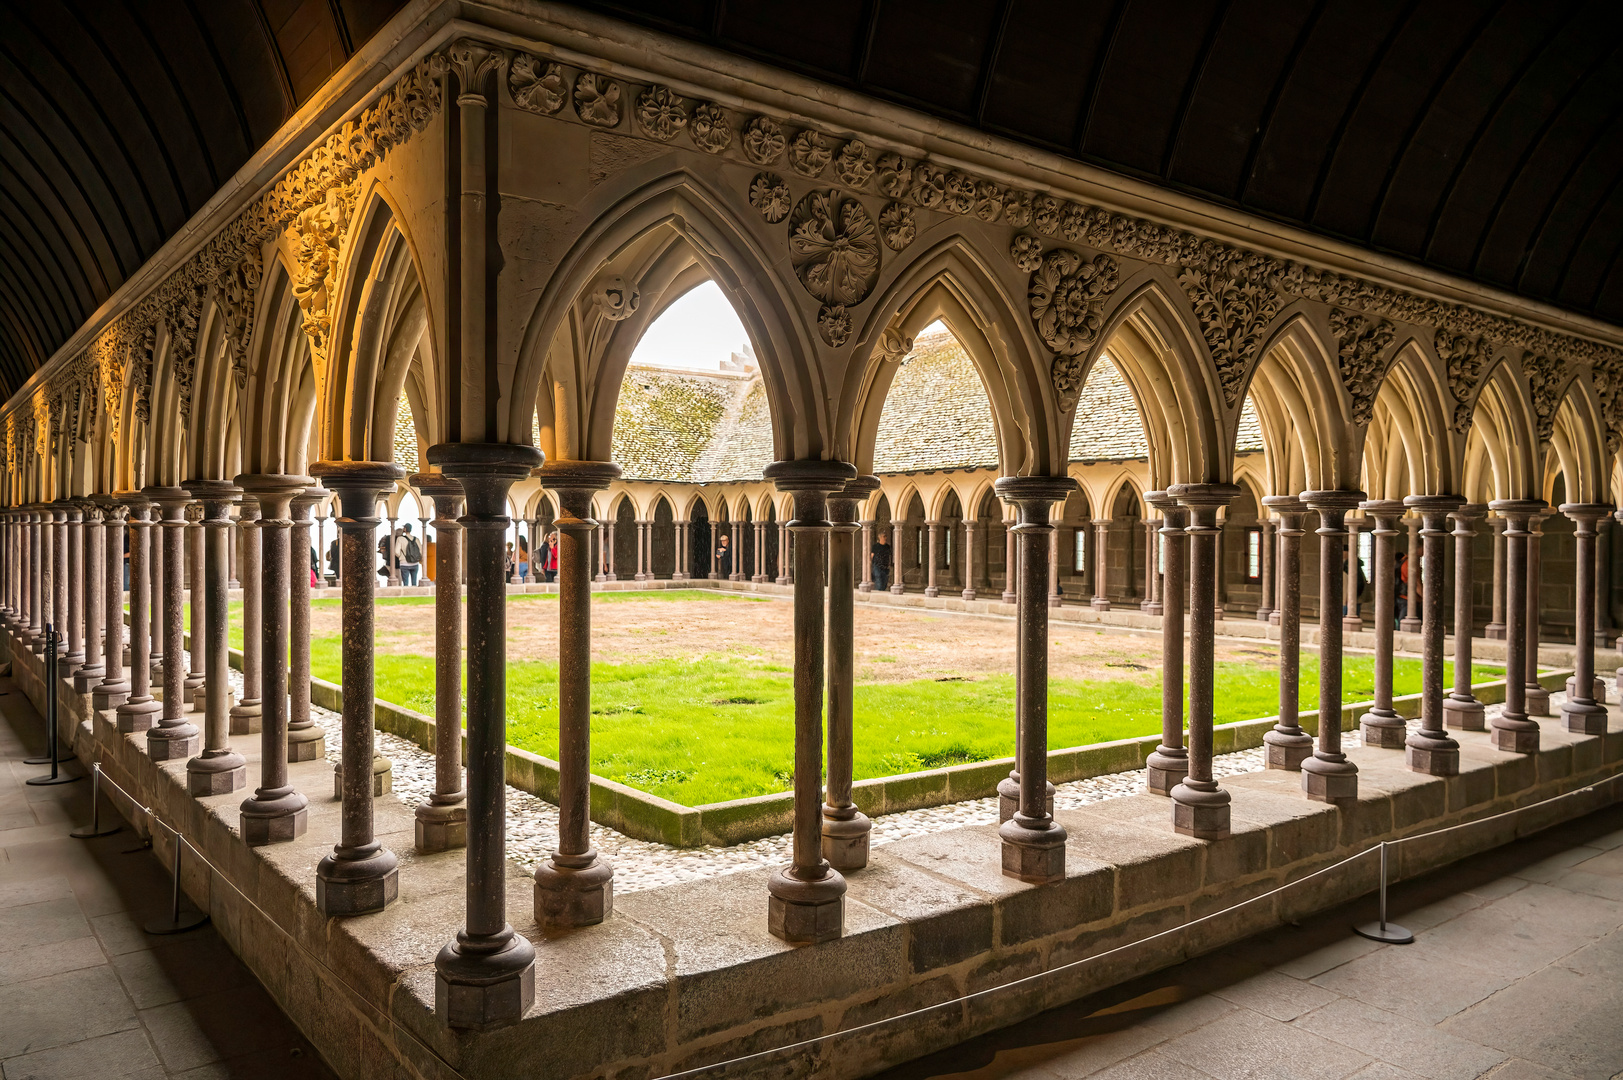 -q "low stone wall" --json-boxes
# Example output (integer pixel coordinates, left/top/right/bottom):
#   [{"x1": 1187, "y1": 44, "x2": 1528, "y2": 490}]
[{"x1": 7, "y1": 621, "x2": 1621, "y2": 1080}]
